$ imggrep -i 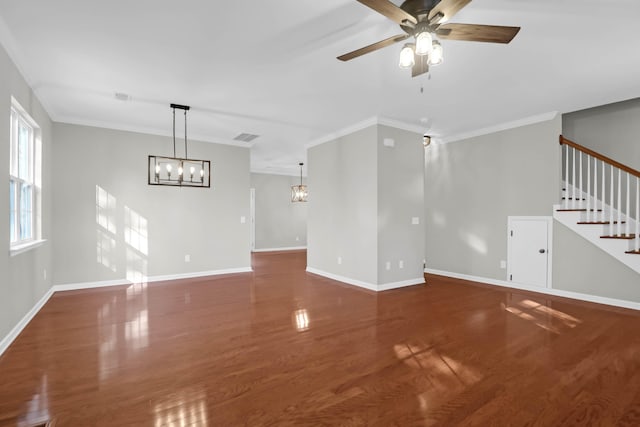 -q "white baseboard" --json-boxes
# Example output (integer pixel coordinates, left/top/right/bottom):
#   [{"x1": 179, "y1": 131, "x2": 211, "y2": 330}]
[
  {"x1": 54, "y1": 278, "x2": 132, "y2": 292},
  {"x1": 0, "y1": 287, "x2": 55, "y2": 357},
  {"x1": 378, "y1": 277, "x2": 426, "y2": 291},
  {"x1": 425, "y1": 268, "x2": 640, "y2": 311},
  {"x1": 306, "y1": 267, "x2": 378, "y2": 291},
  {"x1": 252, "y1": 246, "x2": 306, "y2": 253},
  {"x1": 0, "y1": 266, "x2": 253, "y2": 358},
  {"x1": 143, "y1": 267, "x2": 253, "y2": 283},
  {"x1": 306, "y1": 267, "x2": 424, "y2": 292},
  {"x1": 54, "y1": 267, "x2": 254, "y2": 292}
]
